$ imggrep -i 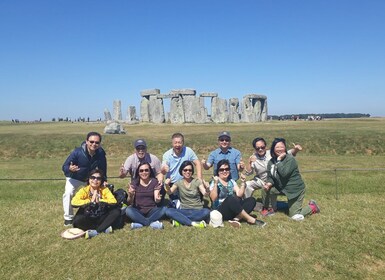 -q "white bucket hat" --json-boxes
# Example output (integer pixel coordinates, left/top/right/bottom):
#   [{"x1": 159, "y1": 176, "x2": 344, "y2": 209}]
[
  {"x1": 209, "y1": 210, "x2": 224, "y2": 228},
  {"x1": 61, "y1": 228, "x2": 86, "y2": 240}
]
